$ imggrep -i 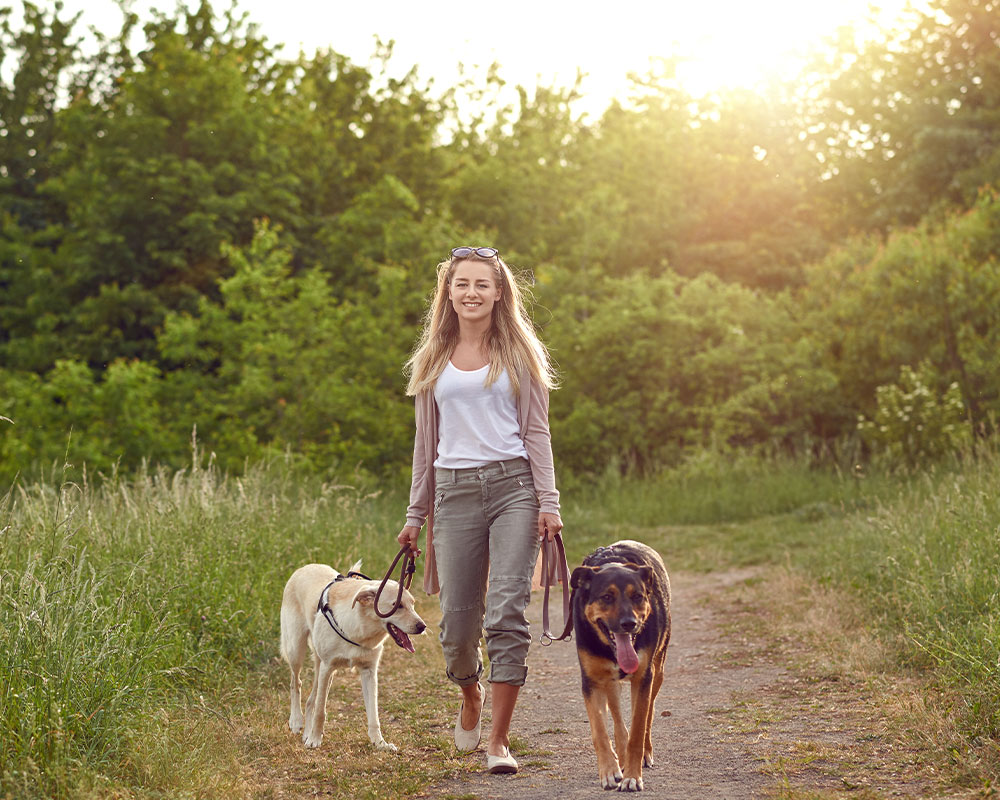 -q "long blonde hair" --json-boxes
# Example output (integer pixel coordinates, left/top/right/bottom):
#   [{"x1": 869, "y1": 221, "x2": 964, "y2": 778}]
[{"x1": 405, "y1": 252, "x2": 556, "y2": 397}]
